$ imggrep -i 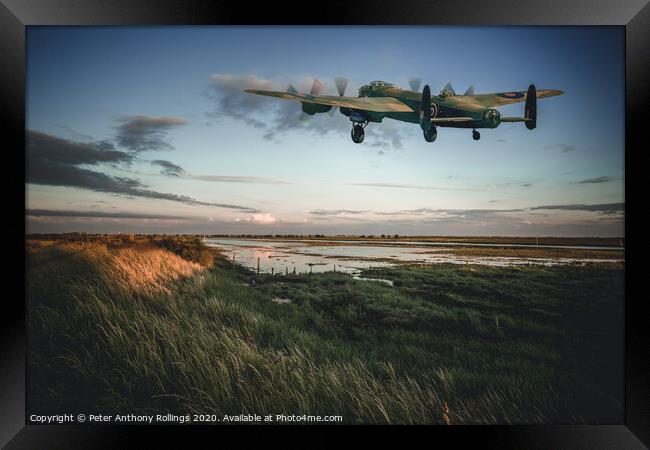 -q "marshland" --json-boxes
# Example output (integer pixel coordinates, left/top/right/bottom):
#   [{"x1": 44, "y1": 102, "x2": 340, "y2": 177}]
[{"x1": 26, "y1": 234, "x2": 624, "y2": 424}]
